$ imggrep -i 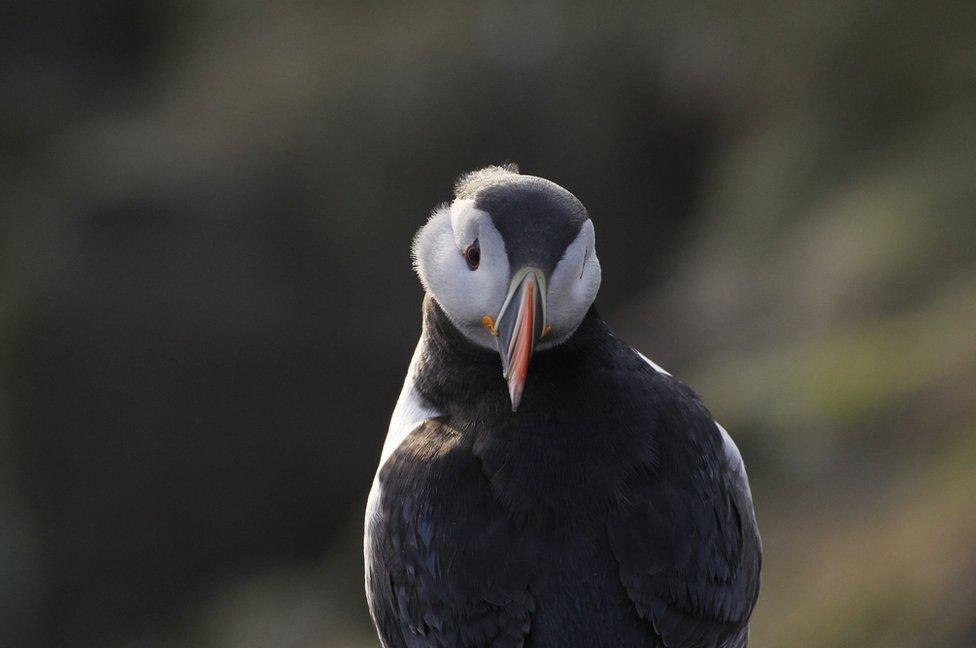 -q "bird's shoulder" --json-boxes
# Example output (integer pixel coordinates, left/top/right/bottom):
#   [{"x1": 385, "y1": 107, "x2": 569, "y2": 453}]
[
  {"x1": 584, "y1": 337, "x2": 740, "y2": 473},
  {"x1": 379, "y1": 417, "x2": 463, "y2": 481},
  {"x1": 371, "y1": 418, "x2": 485, "y2": 554},
  {"x1": 574, "y1": 336, "x2": 716, "y2": 455}
]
